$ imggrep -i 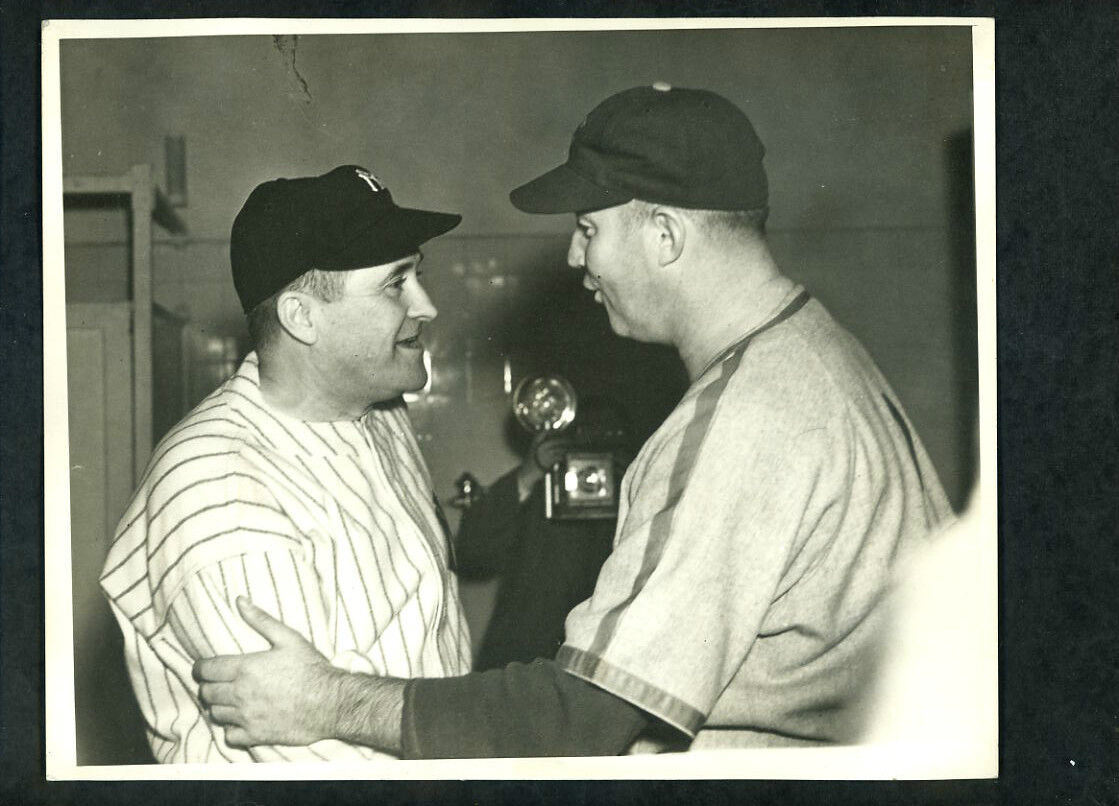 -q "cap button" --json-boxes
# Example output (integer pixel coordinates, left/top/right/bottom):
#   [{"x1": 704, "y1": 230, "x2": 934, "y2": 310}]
[{"x1": 651, "y1": 81, "x2": 672, "y2": 92}]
